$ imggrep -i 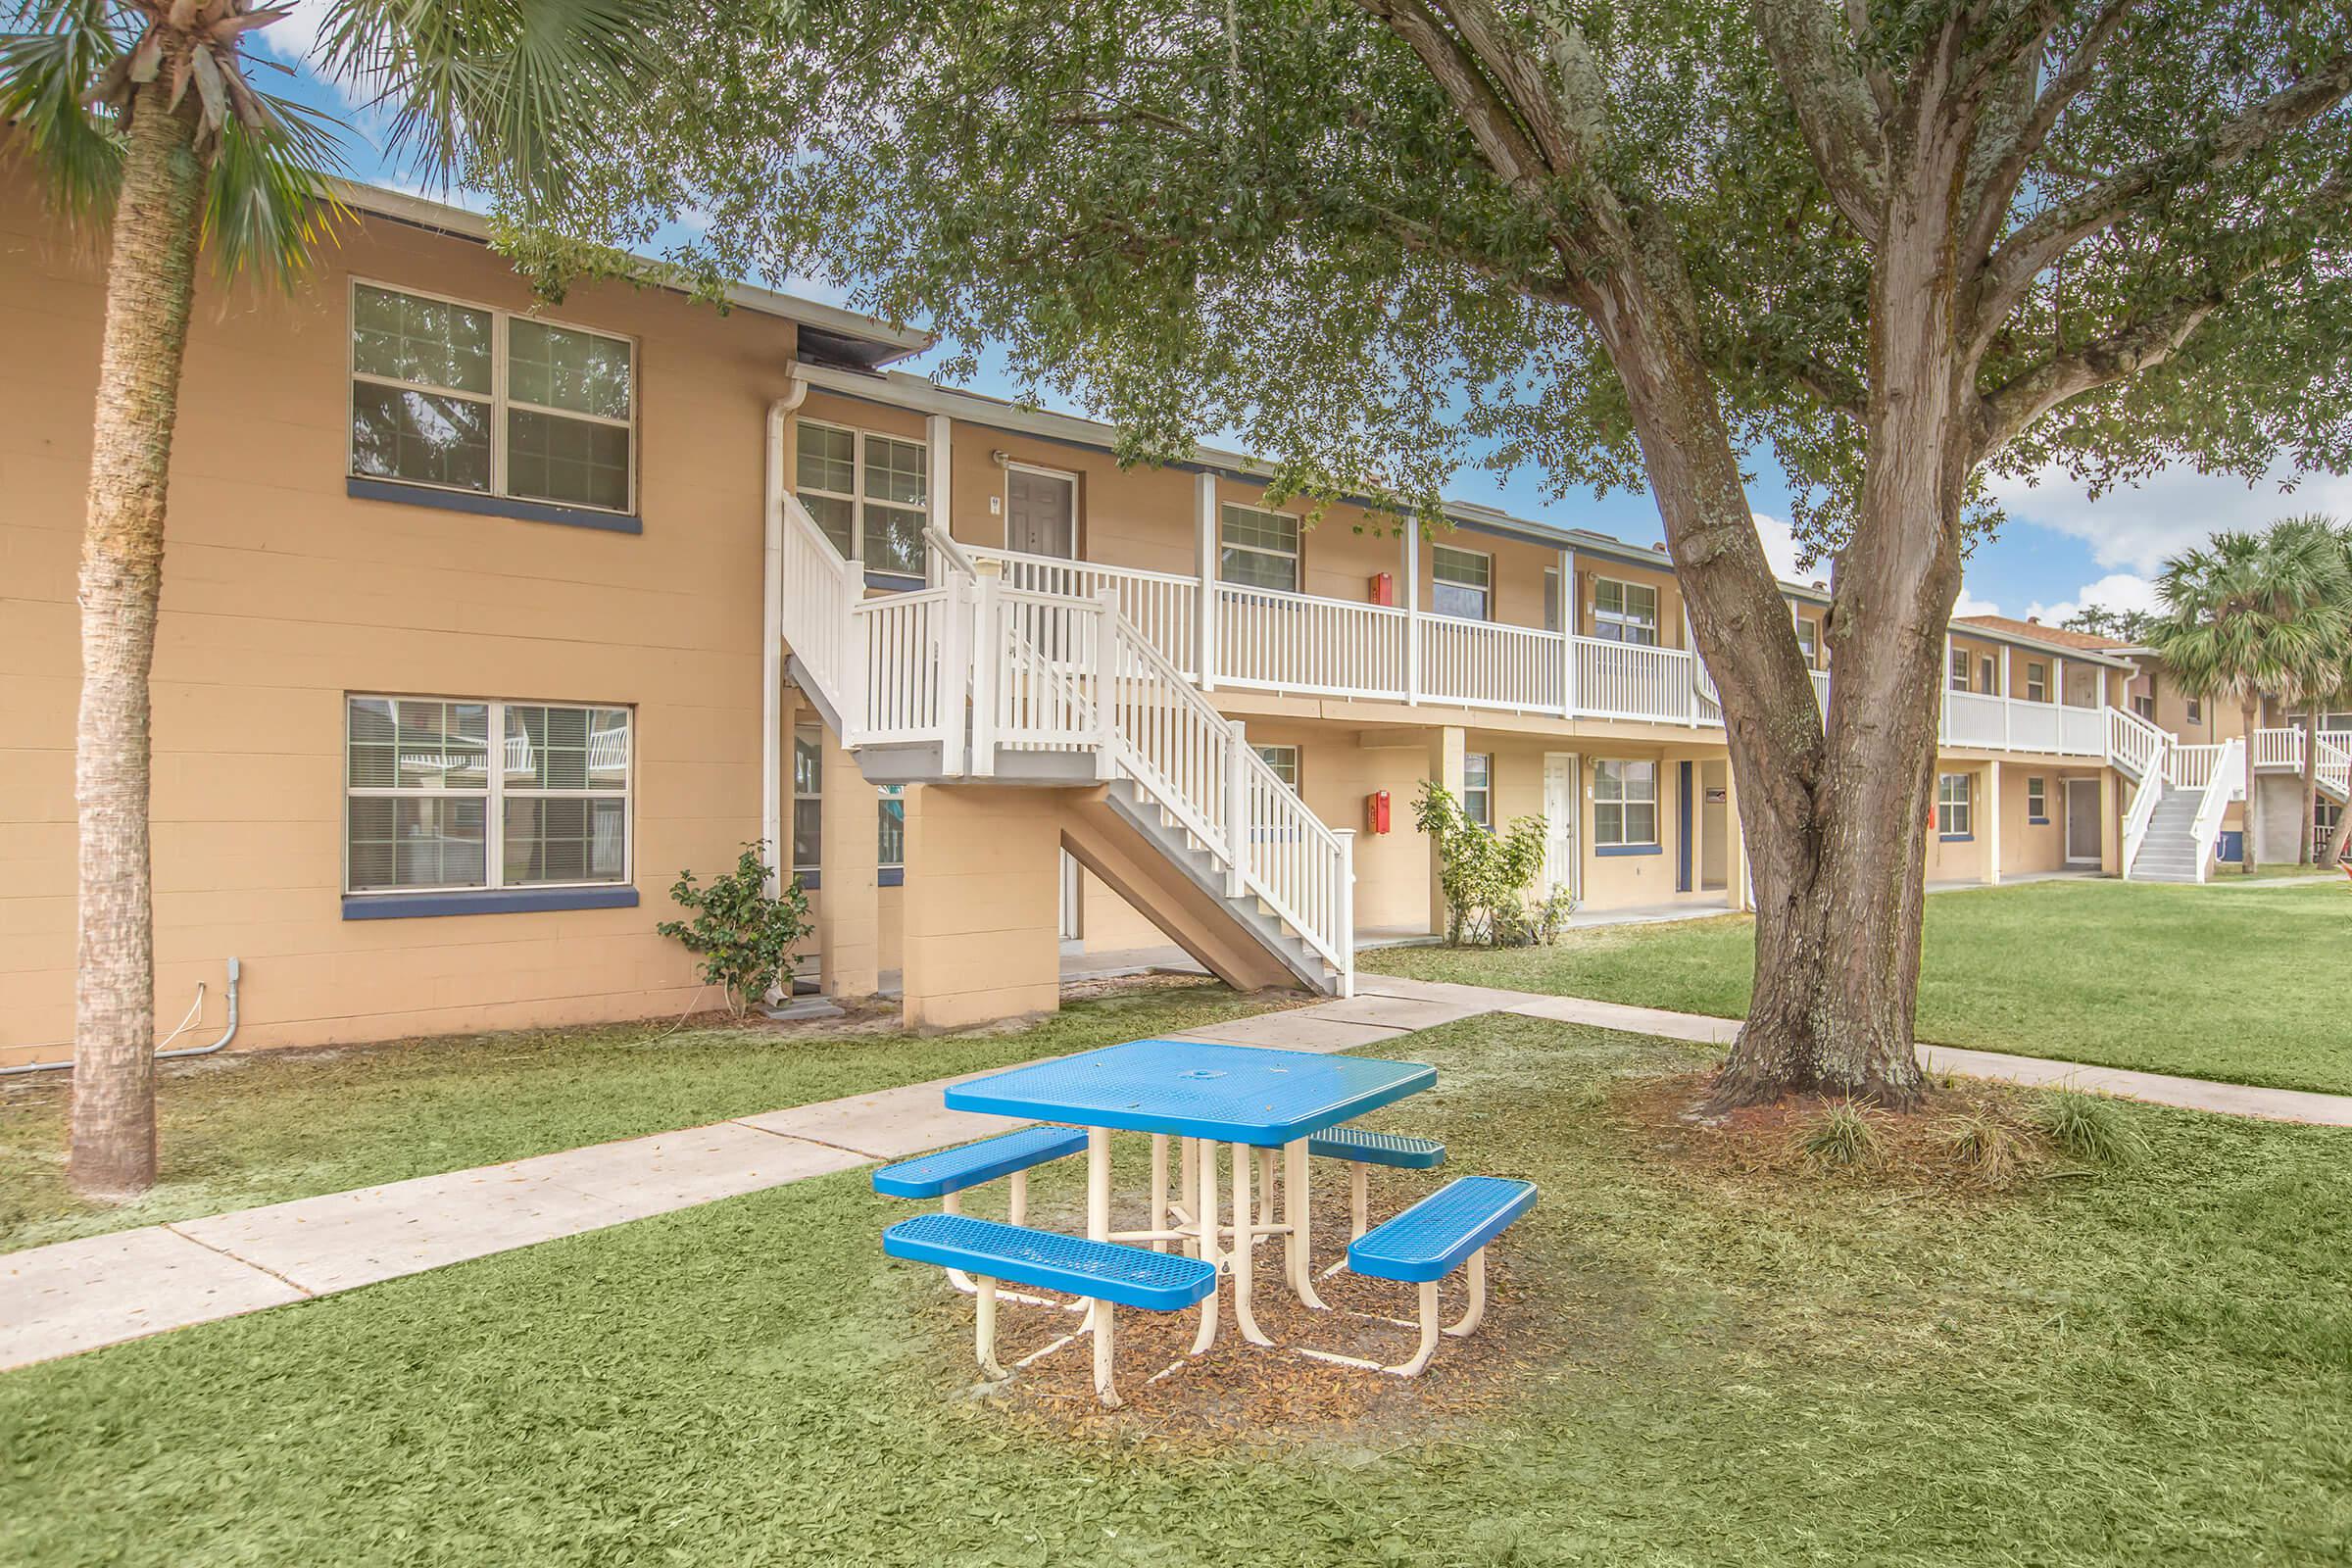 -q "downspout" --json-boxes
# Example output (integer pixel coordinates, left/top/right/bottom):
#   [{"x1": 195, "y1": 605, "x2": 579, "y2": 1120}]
[
  {"x1": 0, "y1": 957, "x2": 242, "y2": 1077},
  {"x1": 762, "y1": 371, "x2": 811, "y2": 906}
]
